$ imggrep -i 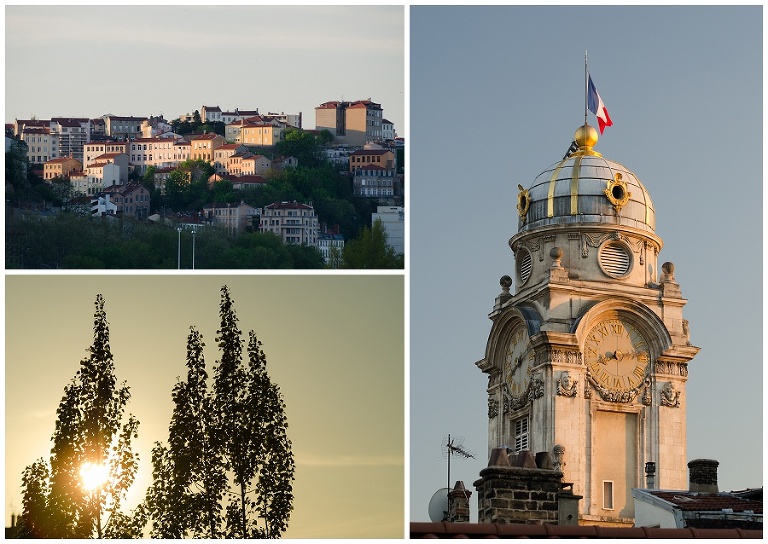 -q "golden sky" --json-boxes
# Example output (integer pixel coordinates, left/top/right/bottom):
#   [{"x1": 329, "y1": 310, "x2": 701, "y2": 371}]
[{"x1": 5, "y1": 274, "x2": 404, "y2": 538}]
